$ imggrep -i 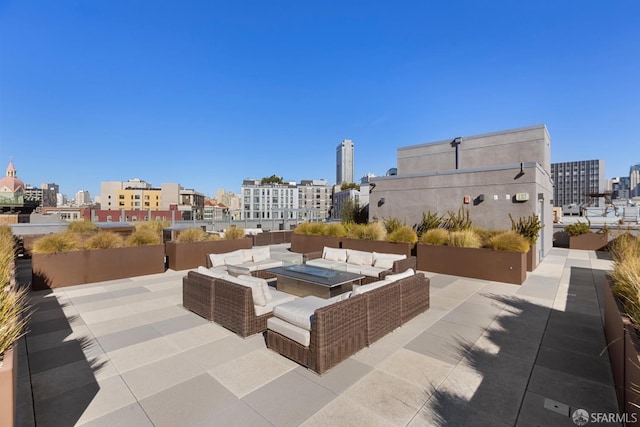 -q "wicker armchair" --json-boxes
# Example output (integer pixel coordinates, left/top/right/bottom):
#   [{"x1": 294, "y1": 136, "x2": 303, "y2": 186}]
[
  {"x1": 183, "y1": 271, "x2": 216, "y2": 321},
  {"x1": 213, "y1": 277, "x2": 273, "y2": 337},
  {"x1": 266, "y1": 293, "x2": 368, "y2": 375}
]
